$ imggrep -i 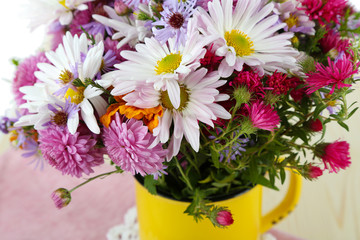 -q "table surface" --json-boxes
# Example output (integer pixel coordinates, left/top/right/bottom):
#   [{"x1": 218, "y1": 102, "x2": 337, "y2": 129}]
[{"x1": 0, "y1": 146, "x2": 306, "y2": 240}]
